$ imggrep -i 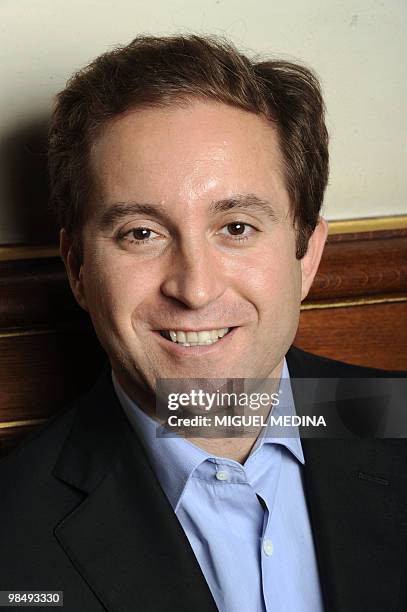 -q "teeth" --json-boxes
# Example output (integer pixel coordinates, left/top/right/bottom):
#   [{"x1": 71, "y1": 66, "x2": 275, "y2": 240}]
[
  {"x1": 177, "y1": 331, "x2": 186, "y2": 343},
  {"x1": 196, "y1": 331, "x2": 211, "y2": 342},
  {"x1": 164, "y1": 328, "x2": 230, "y2": 346}
]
